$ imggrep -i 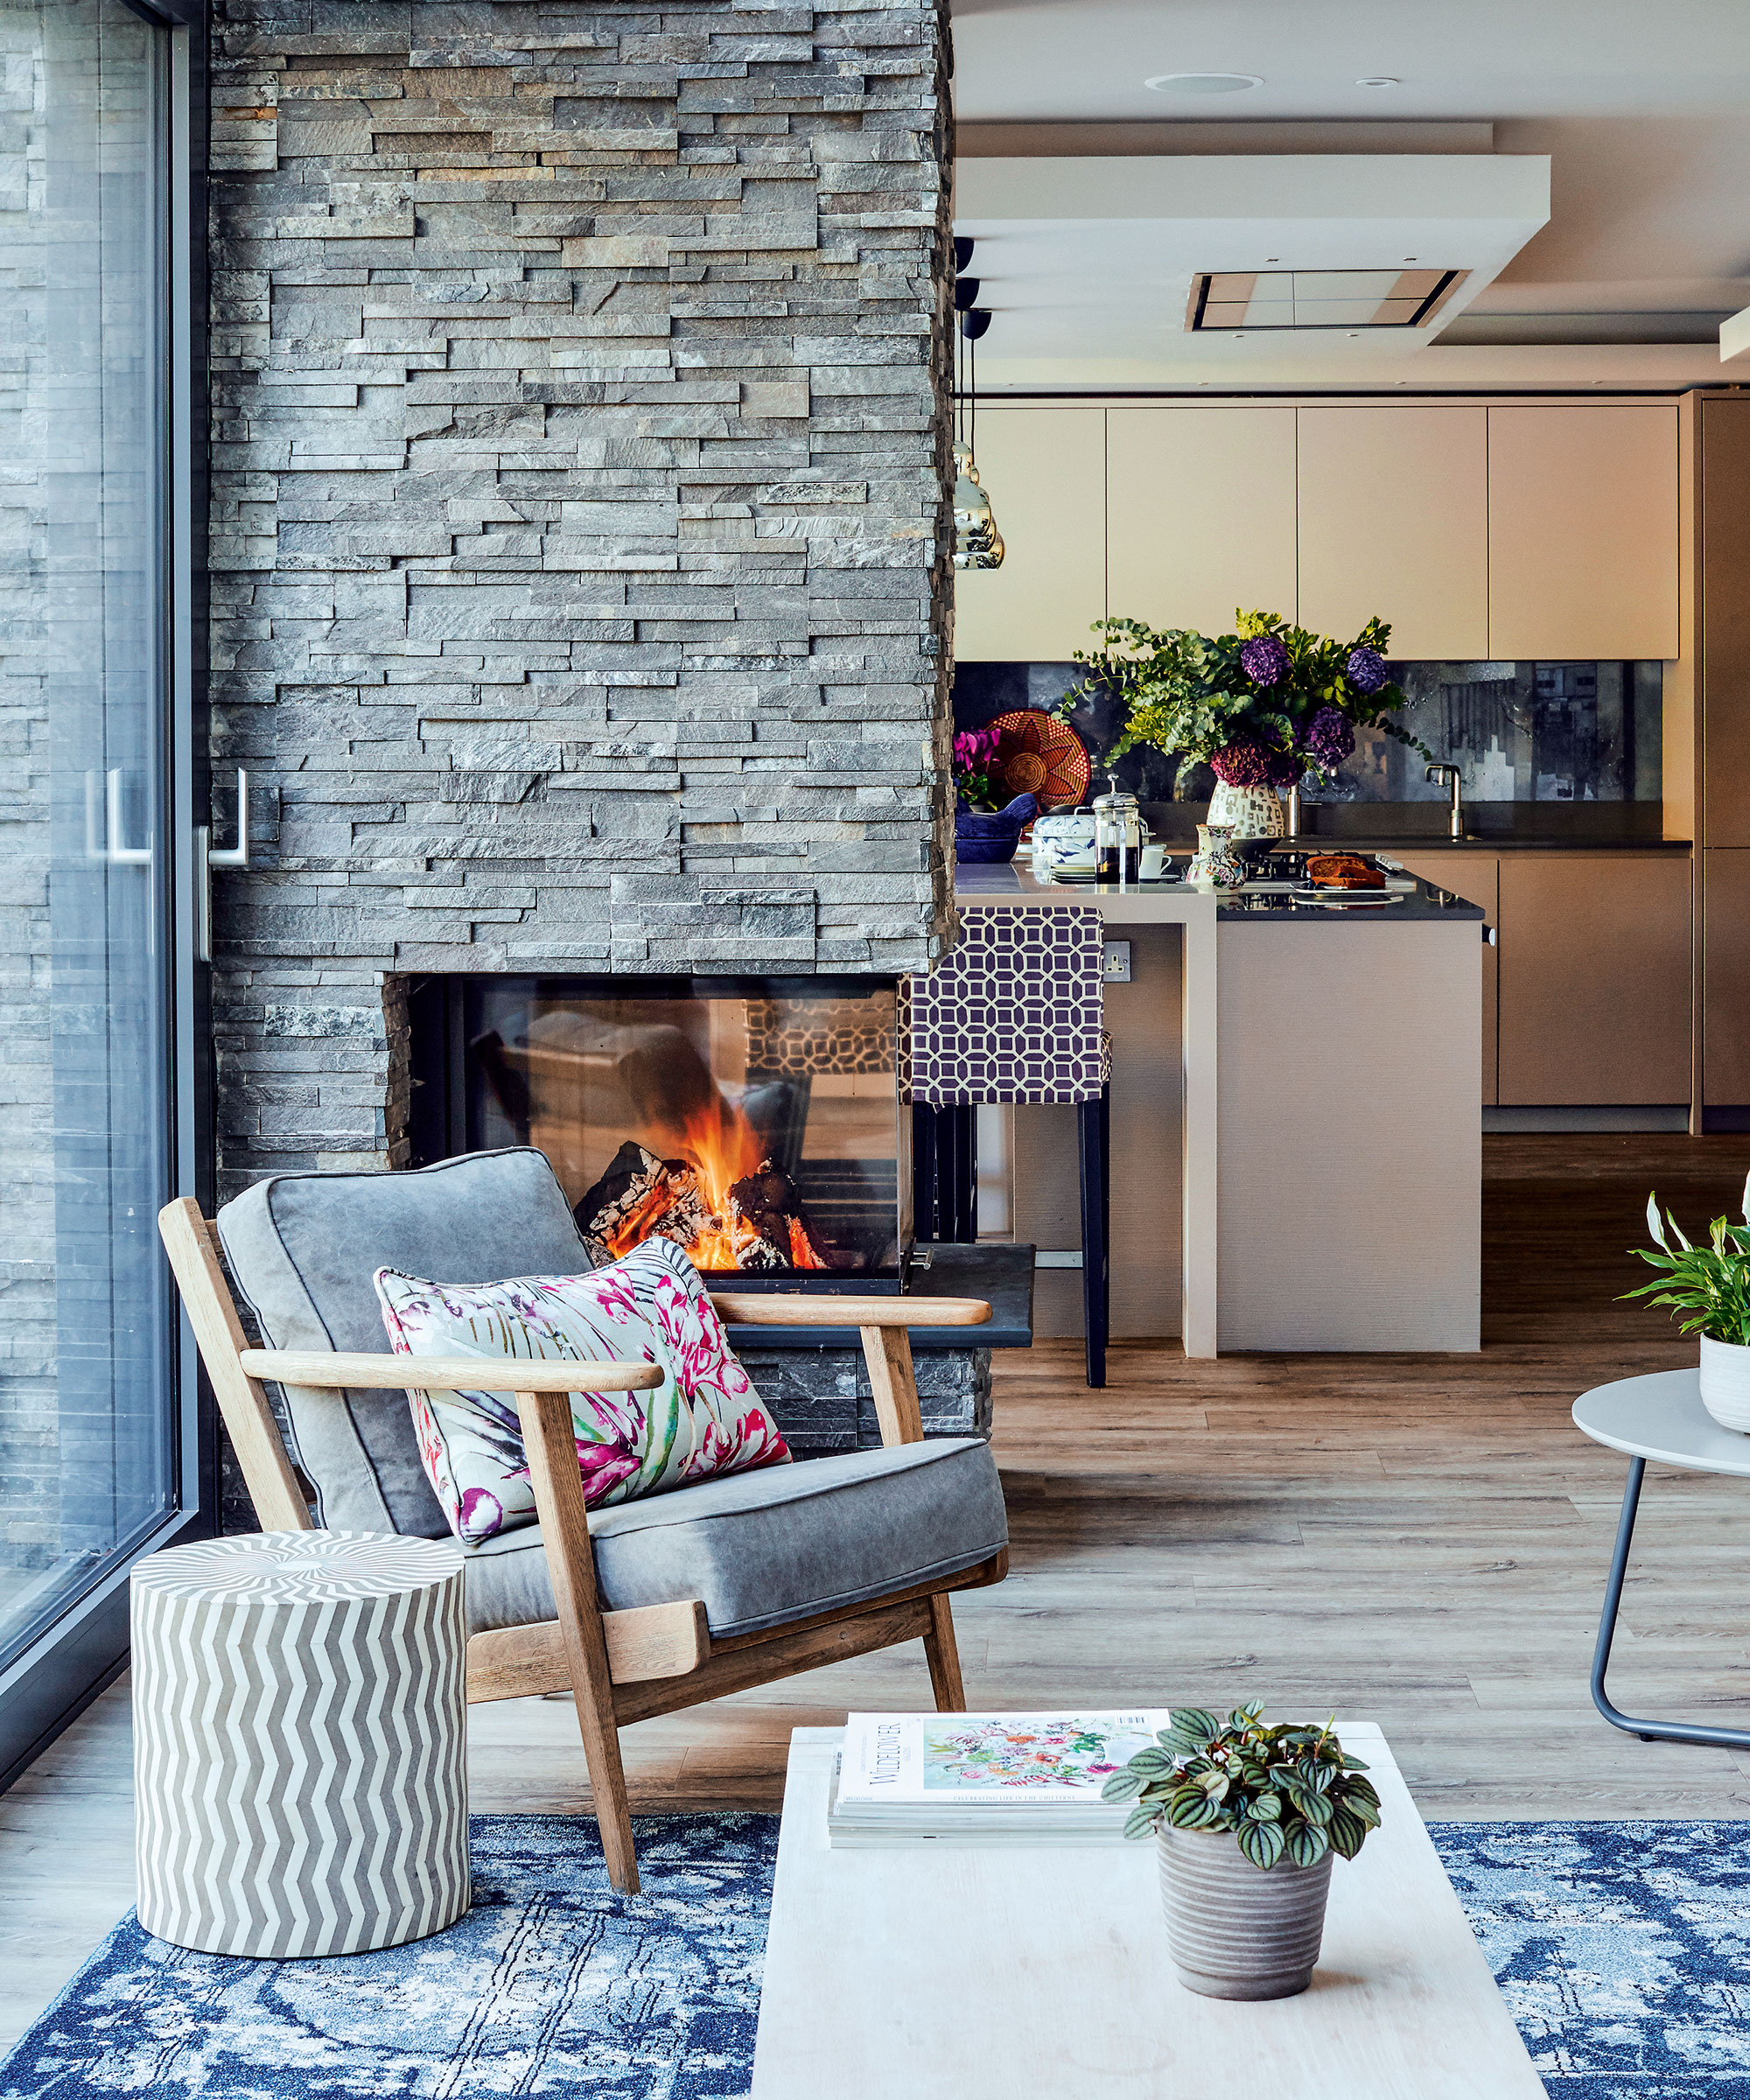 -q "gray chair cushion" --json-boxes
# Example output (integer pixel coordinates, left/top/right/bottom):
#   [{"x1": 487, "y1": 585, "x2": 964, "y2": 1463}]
[
  {"x1": 216, "y1": 1149, "x2": 592, "y2": 1536},
  {"x1": 463, "y1": 1438, "x2": 1008, "y2": 1640}
]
